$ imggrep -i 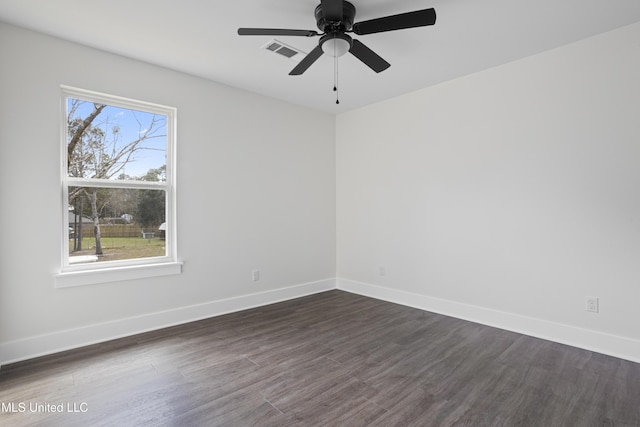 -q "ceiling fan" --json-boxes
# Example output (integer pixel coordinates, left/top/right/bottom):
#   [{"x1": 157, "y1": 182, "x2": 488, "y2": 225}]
[{"x1": 238, "y1": 0, "x2": 437, "y2": 76}]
